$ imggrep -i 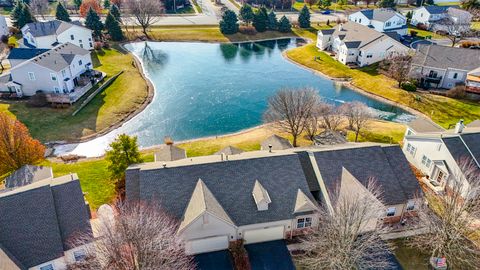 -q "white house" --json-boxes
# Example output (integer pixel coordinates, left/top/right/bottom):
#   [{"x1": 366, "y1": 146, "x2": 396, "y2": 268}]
[
  {"x1": 126, "y1": 142, "x2": 422, "y2": 255},
  {"x1": 1, "y1": 43, "x2": 94, "y2": 102},
  {"x1": 411, "y1": 6, "x2": 472, "y2": 33},
  {"x1": 0, "y1": 166, "x2": 92, "y2": 270},
  {"x1": 403, "y1": 118, "x2": 480, "y2": 196},
  {"x1": 0, "y1": 15, "x2": 8, "y2": 37},
  {"x1": 348, "y1": 8, "x2": 408, "y2": 36},
  {"x1": 21, "y1": 20, "x2": 94, "y2": 50},
  {"x1": 317, "y1": 22, "x2": 409, "y2": 67}
]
